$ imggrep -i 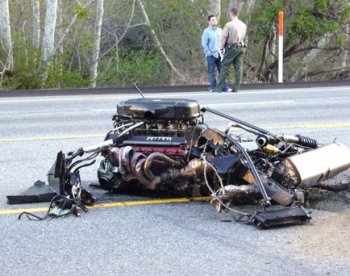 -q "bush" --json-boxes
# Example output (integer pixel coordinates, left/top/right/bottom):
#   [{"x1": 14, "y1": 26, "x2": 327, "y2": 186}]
[{"x1": 97, "y1": 48, "x2": 171, "y2": 87}]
